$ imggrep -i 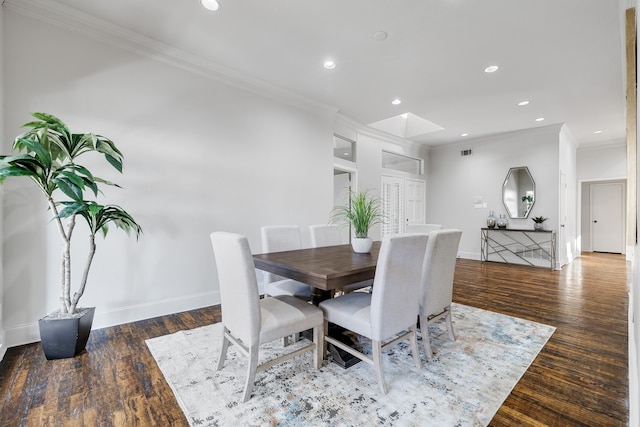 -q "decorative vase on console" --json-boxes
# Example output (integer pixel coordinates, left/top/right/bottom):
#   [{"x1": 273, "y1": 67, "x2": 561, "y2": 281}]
[
  {"x1": 497, "y1": 214, "x2": 508, "y2": 229},
  {"x1": 487, "y1": 211, "x2": 497, "y2": 228}
]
